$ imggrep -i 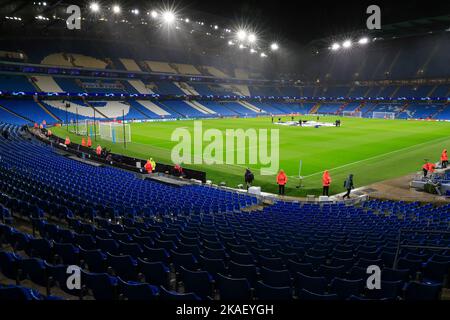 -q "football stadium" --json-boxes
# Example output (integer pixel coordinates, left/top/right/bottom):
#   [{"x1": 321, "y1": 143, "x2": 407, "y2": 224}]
[{"x1": 0, "y1": 0, "x2": 449, "y2": 307}]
